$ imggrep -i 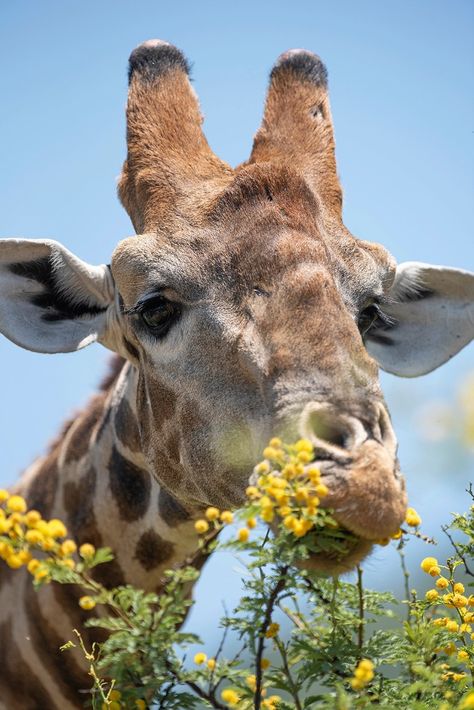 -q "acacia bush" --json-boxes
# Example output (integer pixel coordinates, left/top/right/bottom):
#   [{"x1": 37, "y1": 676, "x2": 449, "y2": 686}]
[{"x1": 0, "y1": 439, "x2": 473, "y2": 709}]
